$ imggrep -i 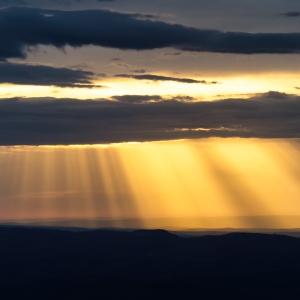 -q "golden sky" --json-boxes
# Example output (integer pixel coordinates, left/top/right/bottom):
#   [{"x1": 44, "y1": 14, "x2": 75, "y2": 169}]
[{"x1": 0, "y1": 138, "x2": 299, "y2": 228}]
